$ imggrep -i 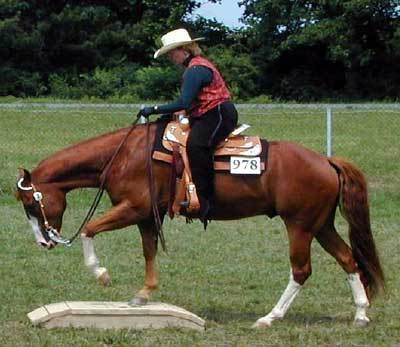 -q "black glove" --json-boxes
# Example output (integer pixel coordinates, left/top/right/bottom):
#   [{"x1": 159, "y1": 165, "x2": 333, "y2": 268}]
[{"x1": 138, "y1": 106, "x2": 155, "y2": 118}]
